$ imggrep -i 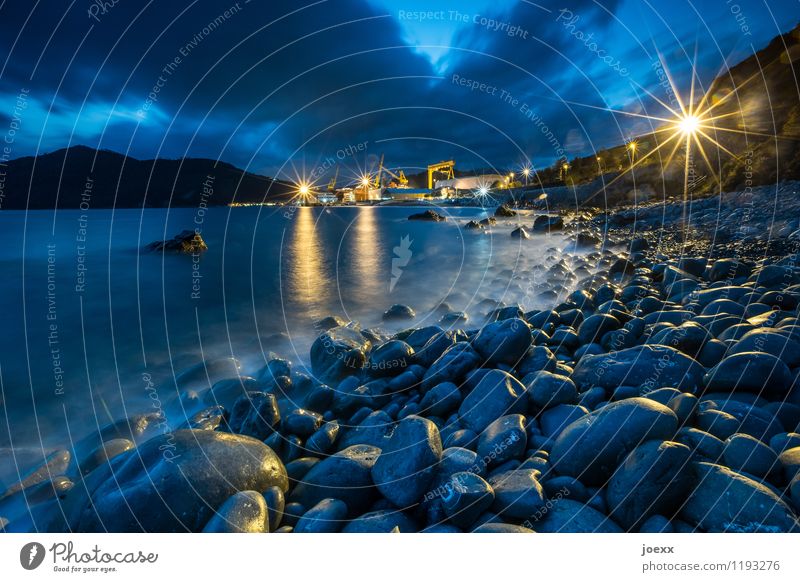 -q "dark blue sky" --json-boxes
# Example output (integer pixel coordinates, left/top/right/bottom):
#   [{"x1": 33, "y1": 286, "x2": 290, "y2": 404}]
[{"x1": 1, "y1": 0, "x2": 797, "y2": 182}]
